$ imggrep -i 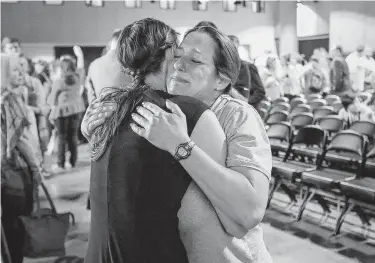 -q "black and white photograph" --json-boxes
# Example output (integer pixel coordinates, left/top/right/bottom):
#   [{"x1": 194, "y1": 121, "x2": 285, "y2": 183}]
[{"x1": 1, "y1": 1, "x2": 375, "y2": 263}]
